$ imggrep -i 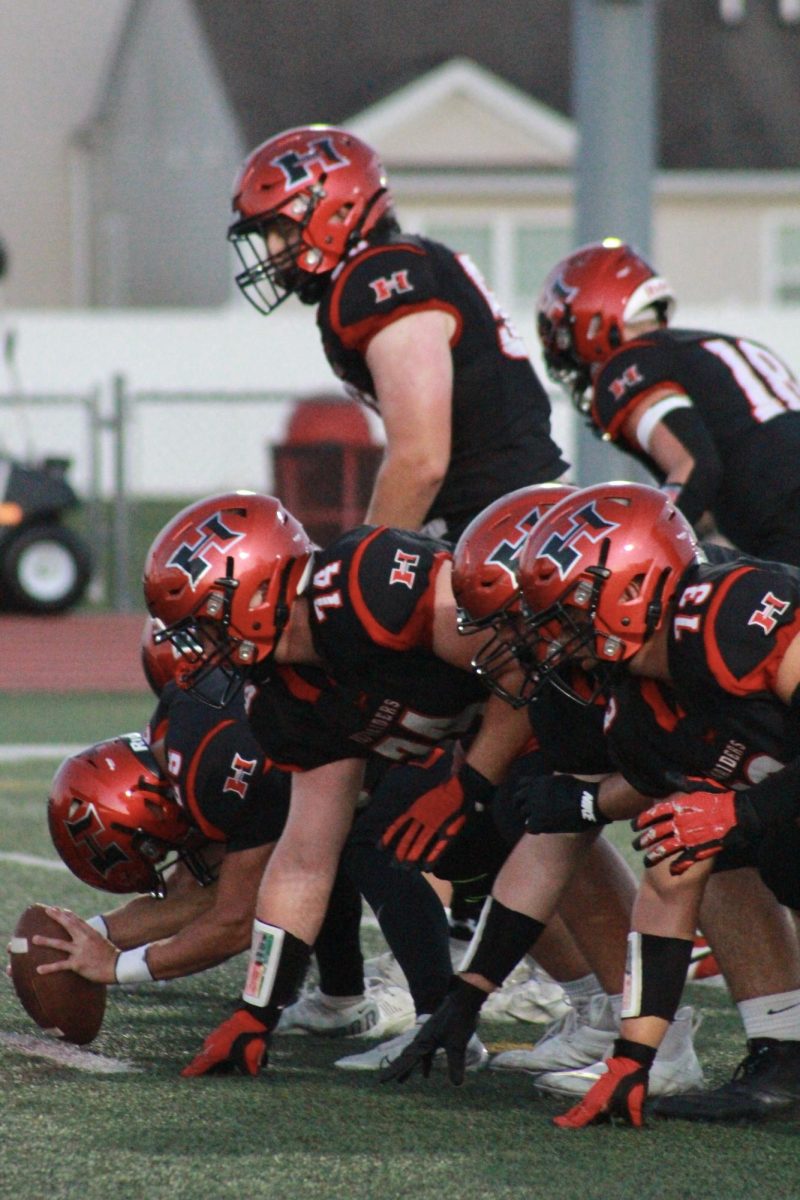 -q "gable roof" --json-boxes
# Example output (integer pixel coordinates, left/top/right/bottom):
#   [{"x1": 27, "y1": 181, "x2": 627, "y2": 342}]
[
  {"x1": 348, "y1": 58, "x2": 575, "y2": 168},
  {"x1": 191, "y1": 0, "x2": 800, "y2": 170}
]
